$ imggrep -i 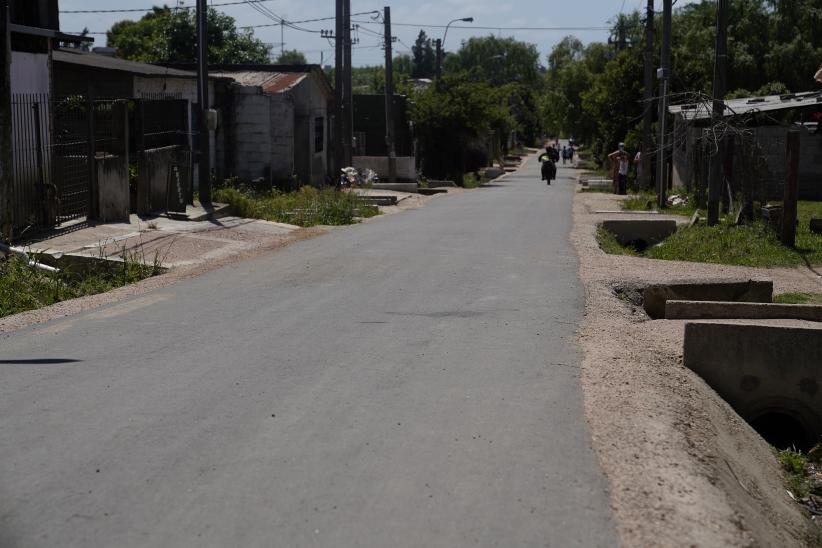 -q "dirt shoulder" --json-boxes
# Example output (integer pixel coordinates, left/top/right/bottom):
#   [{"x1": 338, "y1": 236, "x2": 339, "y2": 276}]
[{"x1": 572, "y1": 189, "x2": 821, "y2": 546}]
